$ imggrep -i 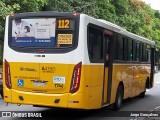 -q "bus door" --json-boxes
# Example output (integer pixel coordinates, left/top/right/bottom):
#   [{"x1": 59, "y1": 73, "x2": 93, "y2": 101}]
[{"x1": 102, "y1": 30, "x2": 114, "y2": 105}]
